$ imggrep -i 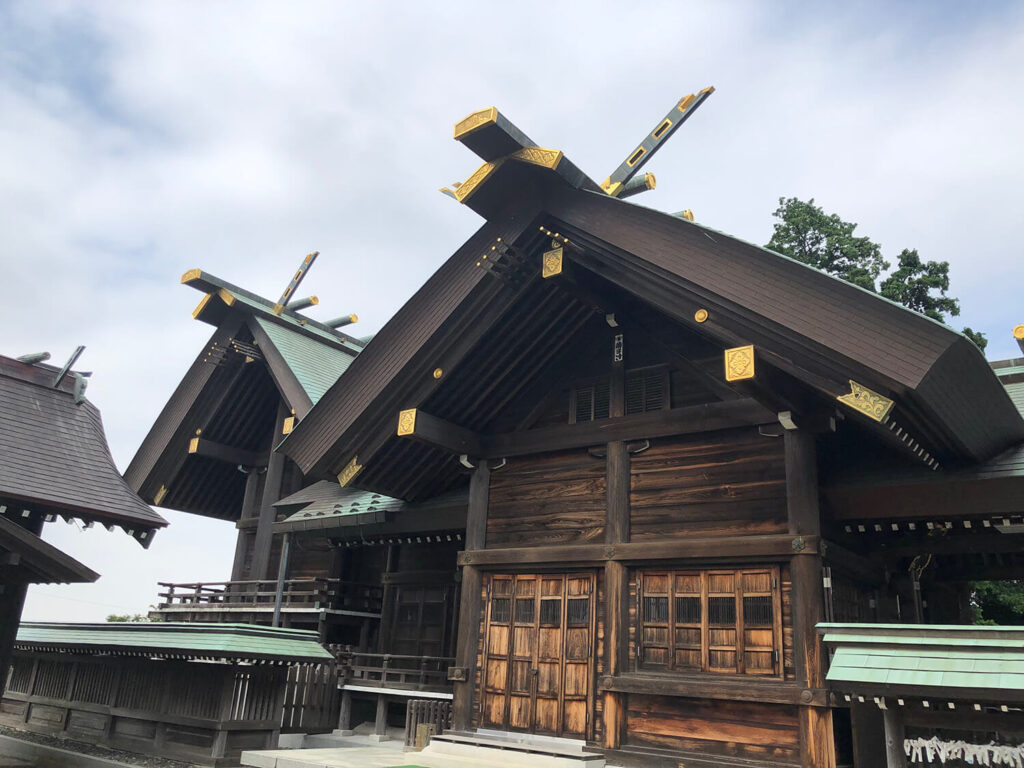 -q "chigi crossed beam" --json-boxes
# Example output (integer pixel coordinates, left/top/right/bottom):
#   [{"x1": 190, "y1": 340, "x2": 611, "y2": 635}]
[{"x1": 441, "y1": 85, "x2": 714, "y2": 205}]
